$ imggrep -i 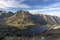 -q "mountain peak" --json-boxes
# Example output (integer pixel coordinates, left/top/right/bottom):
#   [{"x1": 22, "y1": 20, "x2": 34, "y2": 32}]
[
  {"x1": 15, "y1": 10, "x2": 30, "y2": 18},
  {"x1": 4, "y1": 10, "x2": 60, "y2": 29},
  {"x1": 16, "y1": 10, "x2": 30, "y2": 14}
]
